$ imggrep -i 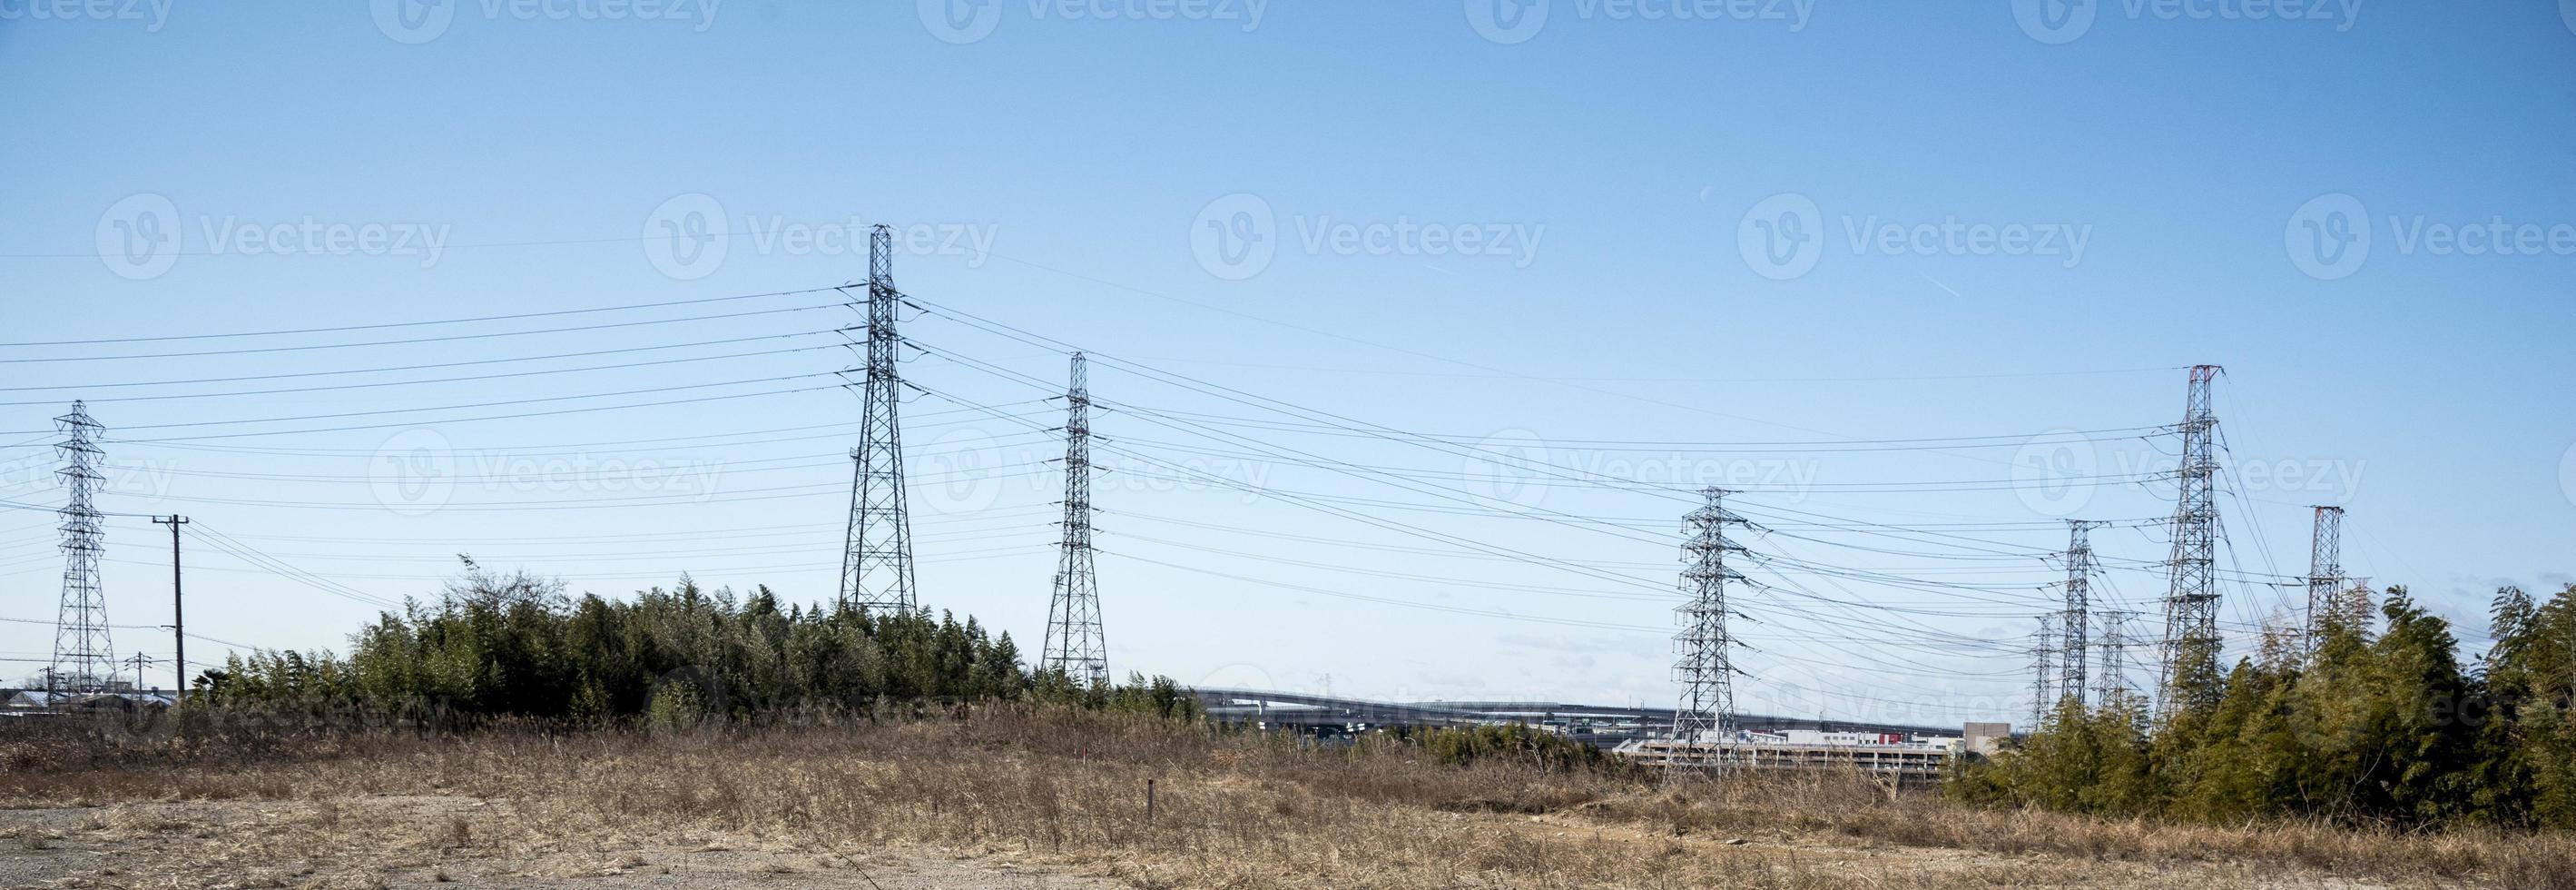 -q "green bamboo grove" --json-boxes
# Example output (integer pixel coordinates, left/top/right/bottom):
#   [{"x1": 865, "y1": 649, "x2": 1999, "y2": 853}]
[
  {"x1": 1954, "y1": 583, "x2": 2576, "y2": 829},
  {"x1": 190, "y1": 562, "x2": 1195, "y2": 726}
]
